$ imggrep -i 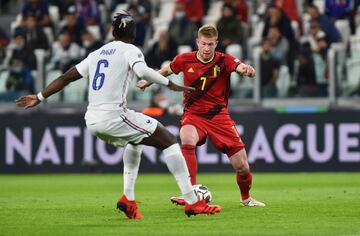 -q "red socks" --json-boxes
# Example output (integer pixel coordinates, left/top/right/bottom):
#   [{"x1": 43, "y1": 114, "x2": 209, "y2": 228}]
[
  {"x1": 181, "y1": 144, "x2": 197, "y2": 185},
  {"x1": 236, "y1": 171, "x2": 252, "y2": 200}
]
